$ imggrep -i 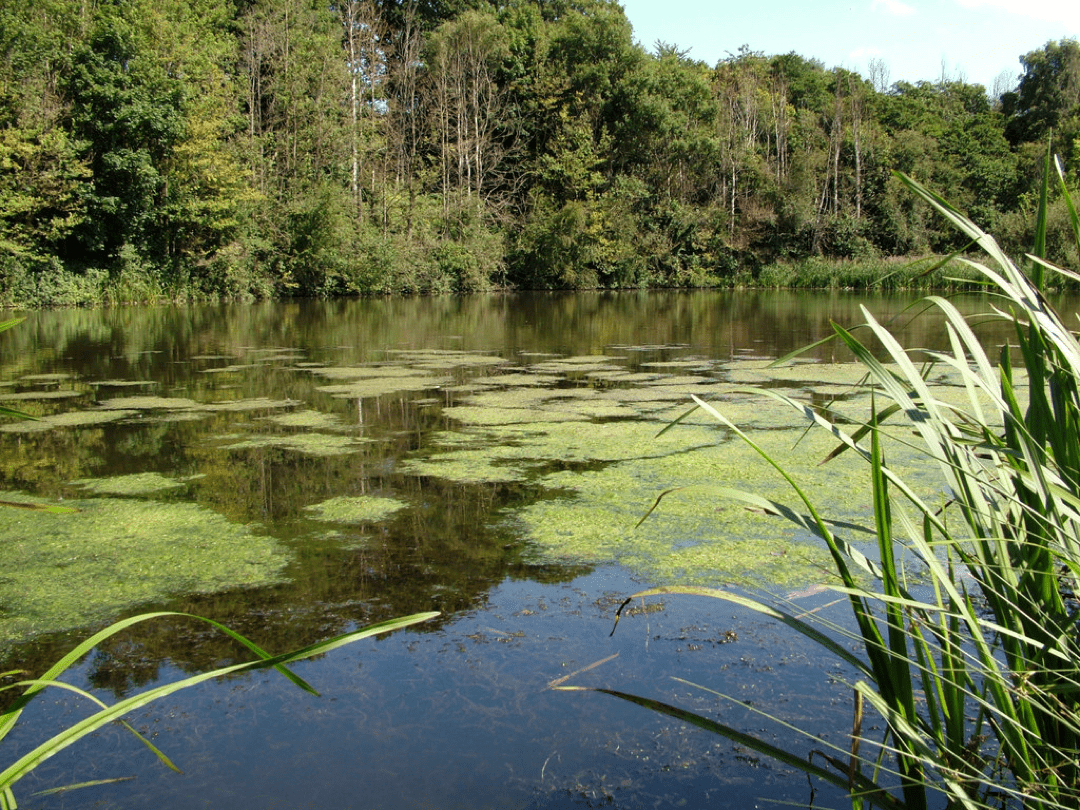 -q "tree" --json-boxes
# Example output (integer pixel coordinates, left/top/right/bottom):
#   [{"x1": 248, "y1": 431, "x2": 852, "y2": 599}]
[
  {"x1": 1004, "y1": 39, "x2": 1080, "y2": 146},
  {"x1": 0, "y1": 127, "x2": 88, "y2": 260},
  {"x1": 64, "y1": 4, "x2": 186, "y2": 261},
  {"x1": 425, "y1": 9, "x2": 511, "y2": 222},
  {"x1": 339, "y1": 0, "x2": 387, "y2": 221},
  {"x1": 0, "y1": 0, "x2": 90, "y2": 261}
]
